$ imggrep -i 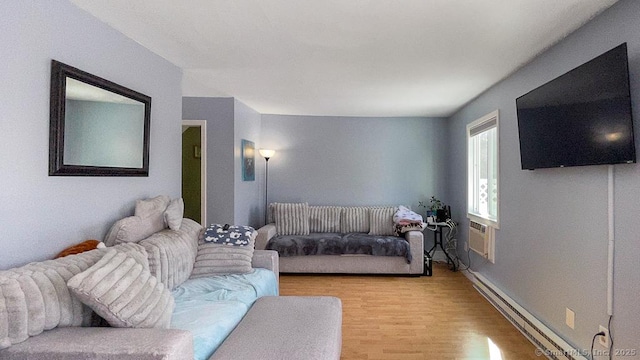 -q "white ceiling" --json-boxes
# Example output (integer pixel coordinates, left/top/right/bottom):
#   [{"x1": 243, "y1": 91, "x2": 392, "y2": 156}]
[{"x1": 69, "y1": 0, "x2": 618, "y2": 117}]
